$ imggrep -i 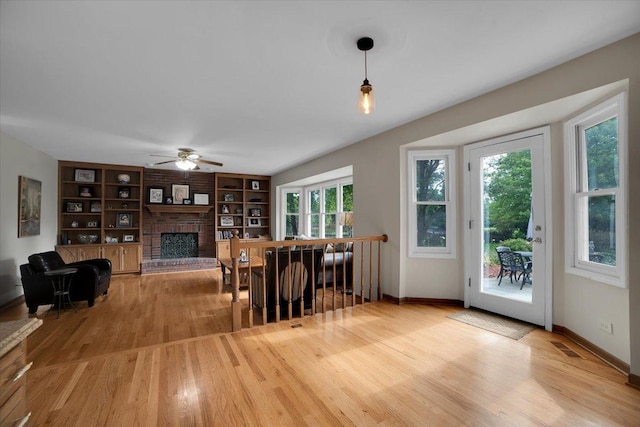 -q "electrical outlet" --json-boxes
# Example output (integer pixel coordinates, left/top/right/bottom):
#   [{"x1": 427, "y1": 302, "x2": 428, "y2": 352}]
[{"x1": 598, "y1": 319, "x2": 613, "y2": 334}]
